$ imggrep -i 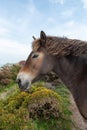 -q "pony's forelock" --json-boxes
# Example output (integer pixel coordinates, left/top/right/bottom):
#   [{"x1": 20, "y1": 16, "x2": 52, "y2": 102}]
[{"x1": 32, "y1": 39, "x2": 41, "y2": 52}]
